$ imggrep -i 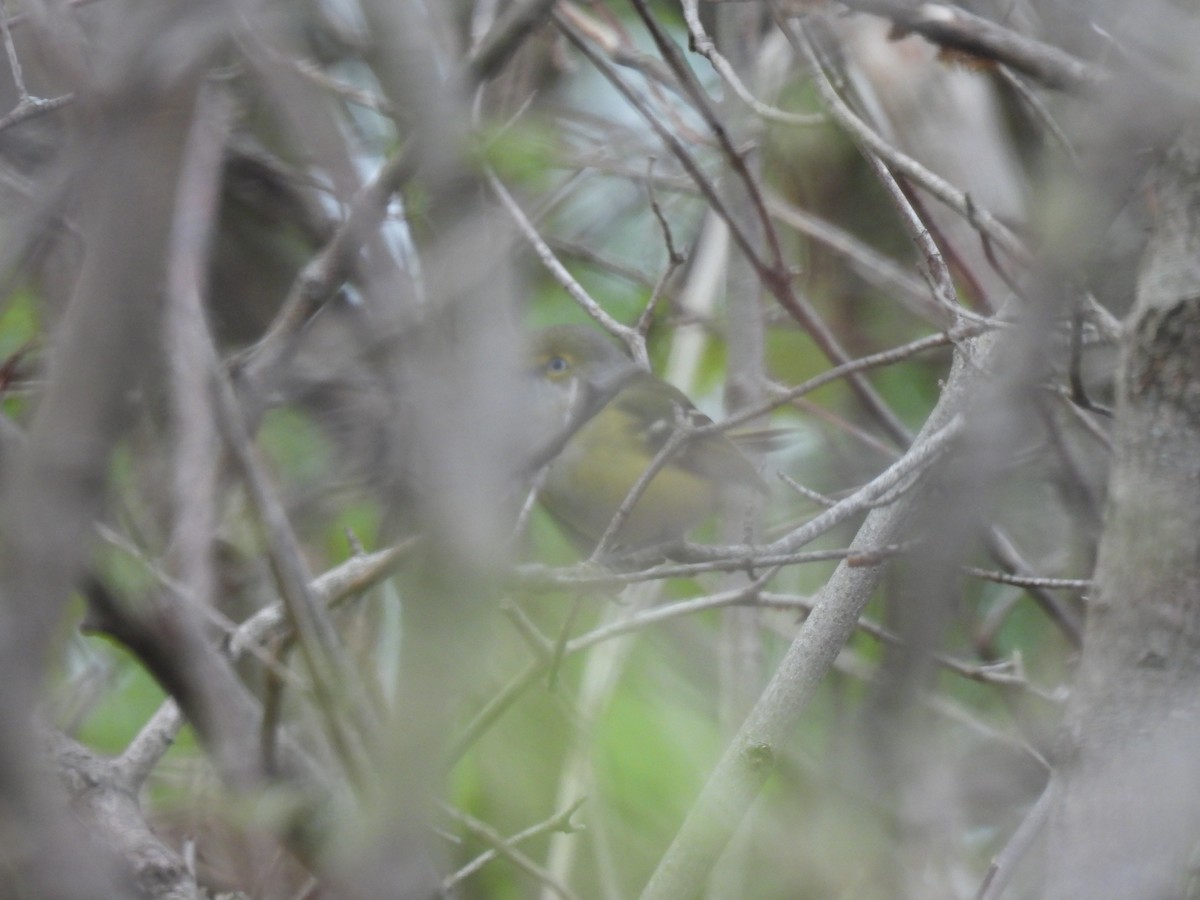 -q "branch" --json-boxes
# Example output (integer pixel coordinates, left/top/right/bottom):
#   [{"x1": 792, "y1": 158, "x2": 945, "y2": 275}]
[
  {"x1": 637, "y1": 331, "x2": 995, "y2": 900},
  {"x1": 443, "y1": 805, "x2": 585, "y2": 900},
  {"x1": 765, "y1": 191, "x2": 956, "y2": 327},
  {"x1": 486, "y1": 167, "x2": 648, "y2": 366},
  {"x1": 670, "y1": 411, "x2": 962, "y2": 564},
  {"x1": 975, "y1": 777, "x2": 1056, "y2": 900},
  {"x1": 781, "y1": 12, "x2": 1029, "y2": 264},
  {"x1": 48, "y1": 729, "x2": 202, "y2": 900},
  {"x1": 681, "y1": 0, "x2": 825, "y2": 126},
  {"x1": 557, "y1": 7, "x2": 914, "y2": 447},
  {"x1": 442, "y1": 798, "x2": 586, "y2": 893},
  {"x1": 468, "y1": 0, "x2": 562, "y2": 81},
  {"x1": 836, "y1": 0, "x2": 1102, "y2": 92},
  {"x1": 235, "y1": 0, "x2": 564, "y2": 420}
]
